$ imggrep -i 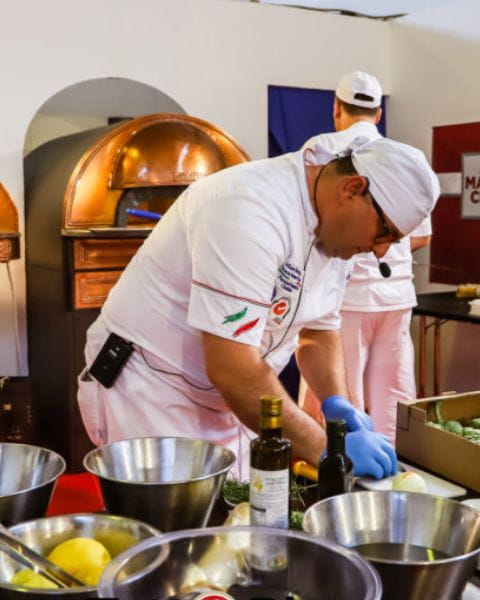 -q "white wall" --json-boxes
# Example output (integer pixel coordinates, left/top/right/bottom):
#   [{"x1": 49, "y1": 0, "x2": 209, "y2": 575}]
[
  {"x1": 0, "y1": 0, "x2": 389, "y2": 374},
  {"x1": 390, "y1": 0, "x2": 480, "y2": 395},
  {"x1": 24, "y1": 78, "x2": 187, "y2": 155}
]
